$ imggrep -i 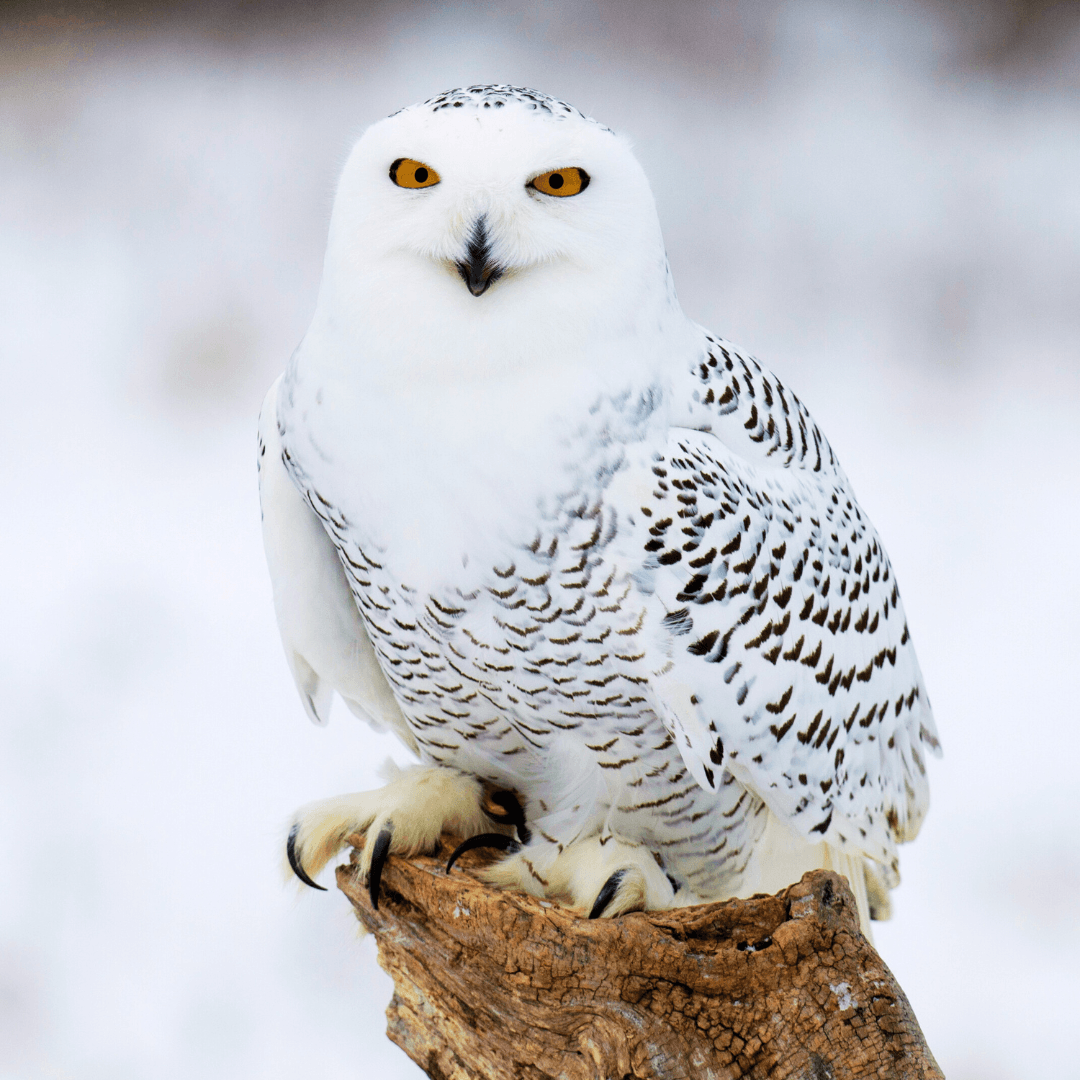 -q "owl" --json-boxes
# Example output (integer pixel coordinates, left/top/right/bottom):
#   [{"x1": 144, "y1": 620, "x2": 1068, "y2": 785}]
[{"x1": 259, "y1": 85, "x2": 940, "y2": 931}]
